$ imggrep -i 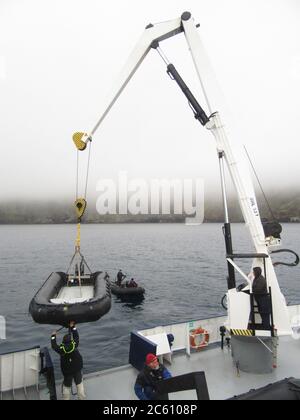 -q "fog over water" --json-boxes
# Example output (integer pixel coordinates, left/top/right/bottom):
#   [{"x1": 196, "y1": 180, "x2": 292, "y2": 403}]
[{"x1": 0, "y1": 0, "x2": 300, "y2": 202}]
